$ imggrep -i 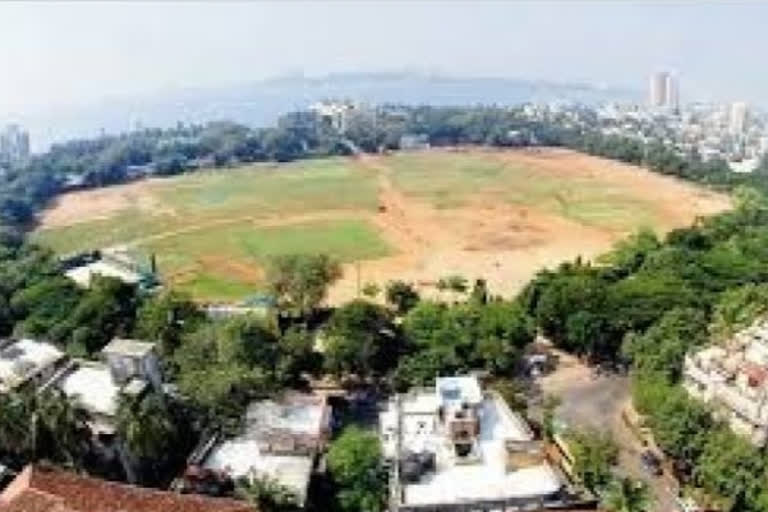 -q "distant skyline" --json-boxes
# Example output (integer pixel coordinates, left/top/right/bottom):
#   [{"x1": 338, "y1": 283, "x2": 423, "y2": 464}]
[{"x1": 1, "y1": 1, "x2": 767, "y2": 117}]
